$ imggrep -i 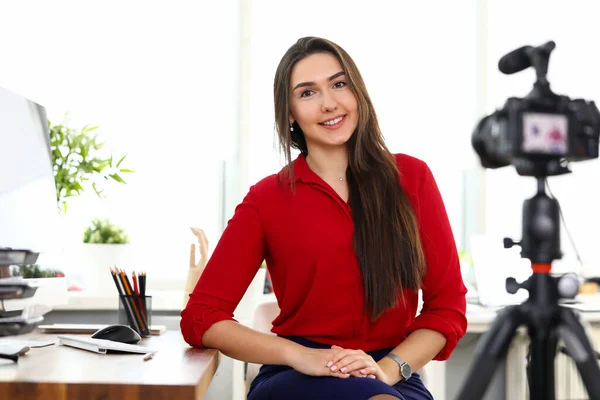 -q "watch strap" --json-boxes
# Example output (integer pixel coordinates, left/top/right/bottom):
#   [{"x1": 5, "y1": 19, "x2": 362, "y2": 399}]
[{"x1": 384, "y1": 353, "x2": 412, "y2": 380}]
